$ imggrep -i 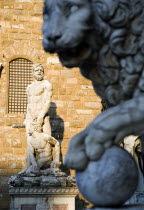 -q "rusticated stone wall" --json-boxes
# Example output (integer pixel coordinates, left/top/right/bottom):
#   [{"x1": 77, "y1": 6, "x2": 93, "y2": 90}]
[{"x1": 0, "y1": 0, "x2": 102, "y2": 209}]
